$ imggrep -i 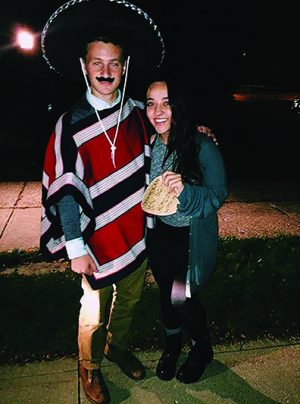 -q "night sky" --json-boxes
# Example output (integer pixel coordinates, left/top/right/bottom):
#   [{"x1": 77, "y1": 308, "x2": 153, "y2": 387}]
[
  {"x1": 0, "y1": 1, "x2": 299, "y2": 181},
  {"x1": 1, "y1": 1, "x2": 300, "y2": 90}
]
